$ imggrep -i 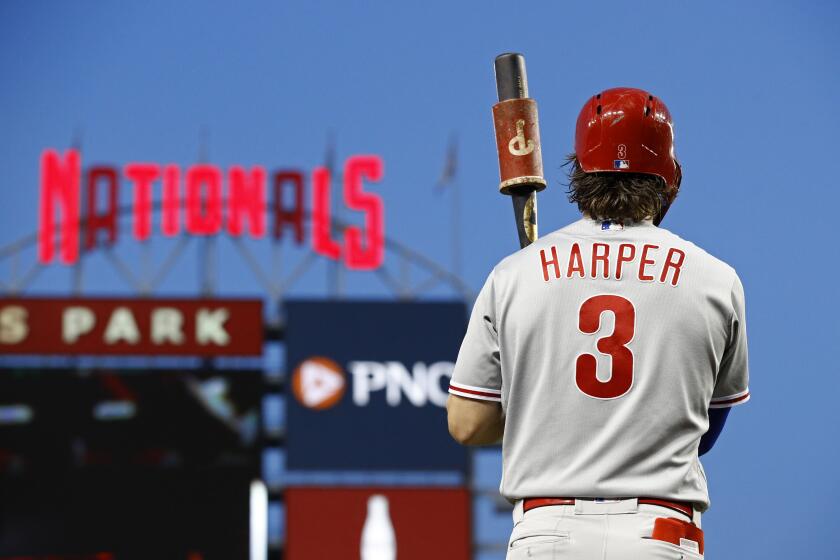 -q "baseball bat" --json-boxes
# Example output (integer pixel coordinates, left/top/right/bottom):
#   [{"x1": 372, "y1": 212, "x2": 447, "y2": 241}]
[{"x1": 492, "y1": 53, "x2": 547, "y2": 248}]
